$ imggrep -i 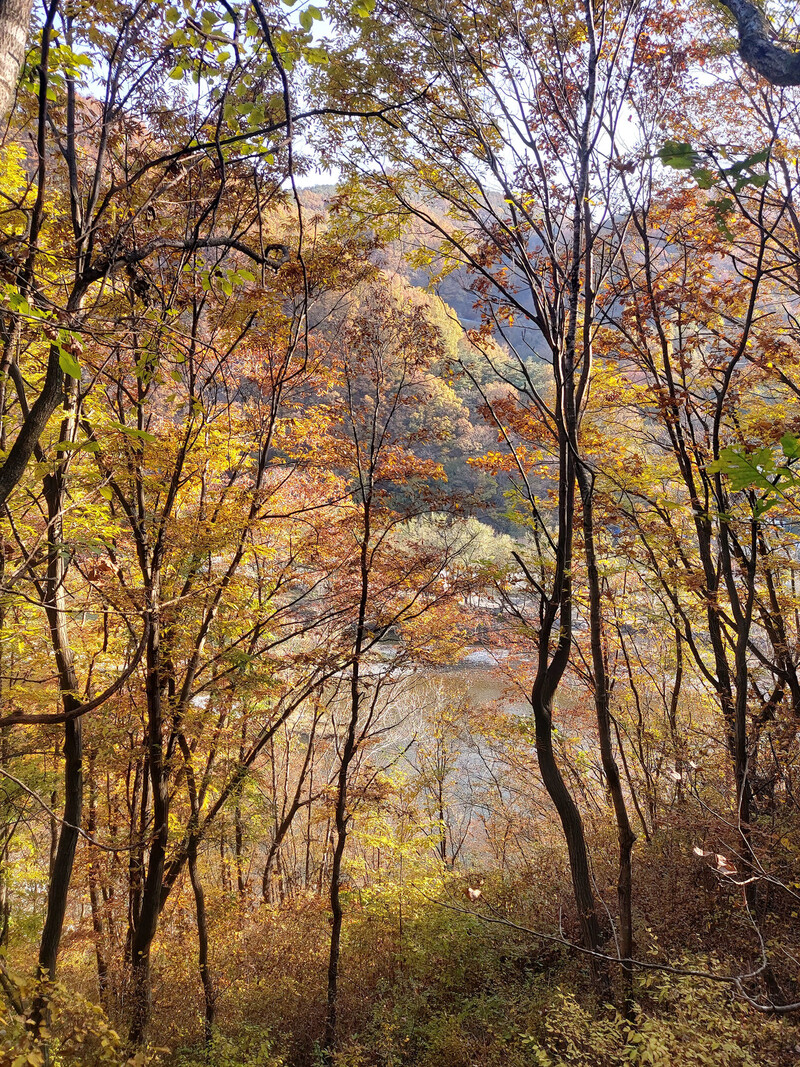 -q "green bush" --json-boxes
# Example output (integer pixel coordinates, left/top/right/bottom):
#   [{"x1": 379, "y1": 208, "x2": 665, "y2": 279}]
[{"x1": 173, "y1": 1025, "x2": 286, "y2": 1067}]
